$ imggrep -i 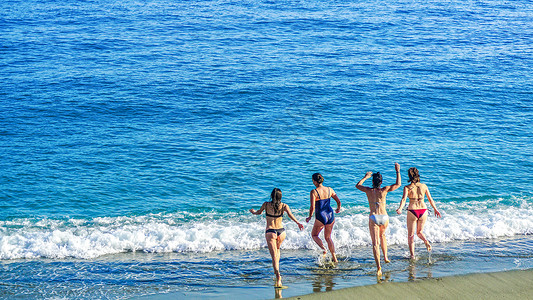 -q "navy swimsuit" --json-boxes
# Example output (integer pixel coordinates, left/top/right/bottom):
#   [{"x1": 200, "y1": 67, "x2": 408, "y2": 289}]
[{"x1": 314, "y1": 188, "x2": 334, "y2": 225}]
